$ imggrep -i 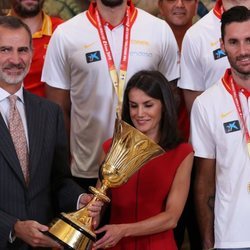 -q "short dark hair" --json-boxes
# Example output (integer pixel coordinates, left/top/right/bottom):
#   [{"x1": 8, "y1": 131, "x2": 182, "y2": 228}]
[
  {"x1": 122, "y1": 70, "x2": 182, "y2": 150},
  {"x1": 0, "y1": 16, "x2": 32, "y2": 49},
  {"x1": 221, "y1": 6, "x2": 250, "y2": 40}
]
